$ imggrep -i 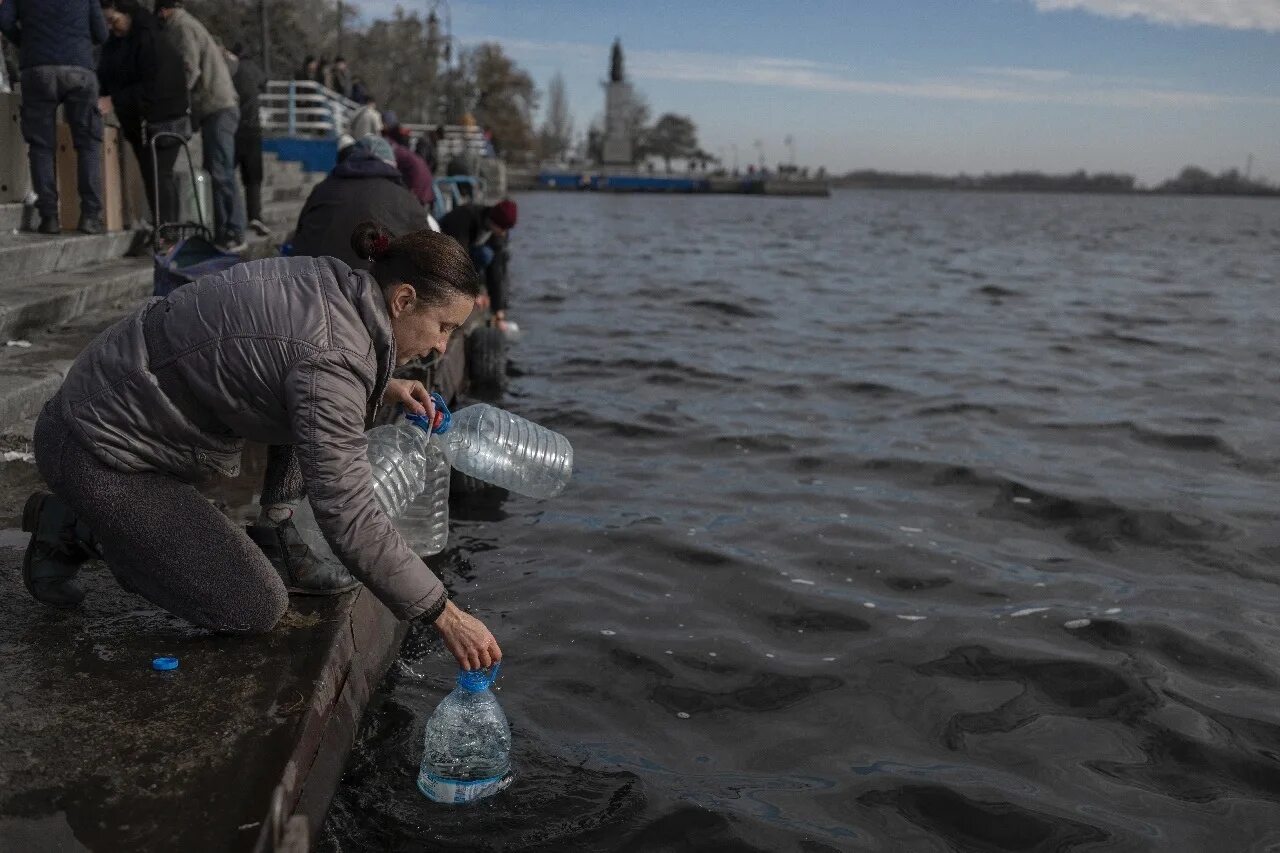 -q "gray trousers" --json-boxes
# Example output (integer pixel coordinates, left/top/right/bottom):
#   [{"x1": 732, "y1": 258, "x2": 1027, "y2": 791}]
[{"x1": 33, "y1": 399, "x2": 288, "y2": 634}]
